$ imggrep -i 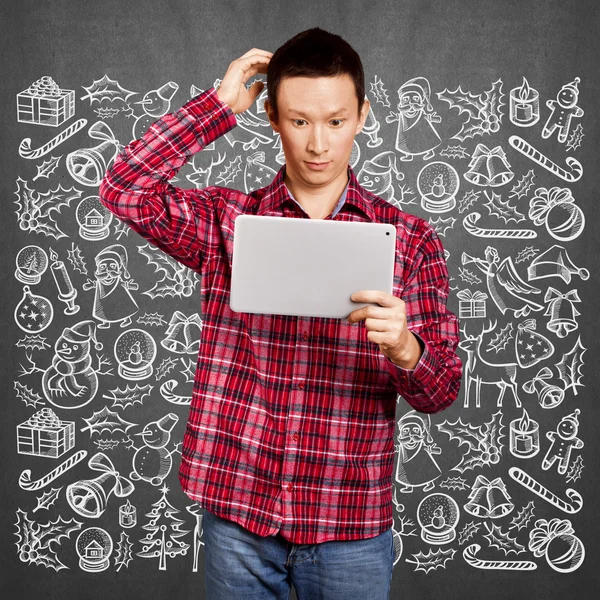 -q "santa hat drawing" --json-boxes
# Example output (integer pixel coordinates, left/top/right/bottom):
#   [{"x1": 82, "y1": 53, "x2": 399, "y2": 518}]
[
  {"x1": 60, "y1": 320, "x2": 103, "y2": 350},
  {"x1": 95, "y1": 244, "x2": 131, "y2": 279},
  {"x1": 398, "y1": 411, "x2": 434, "y2": 444},
  {"x1": 527, "y1": 245, "x2": 589, "y2": 284}
]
